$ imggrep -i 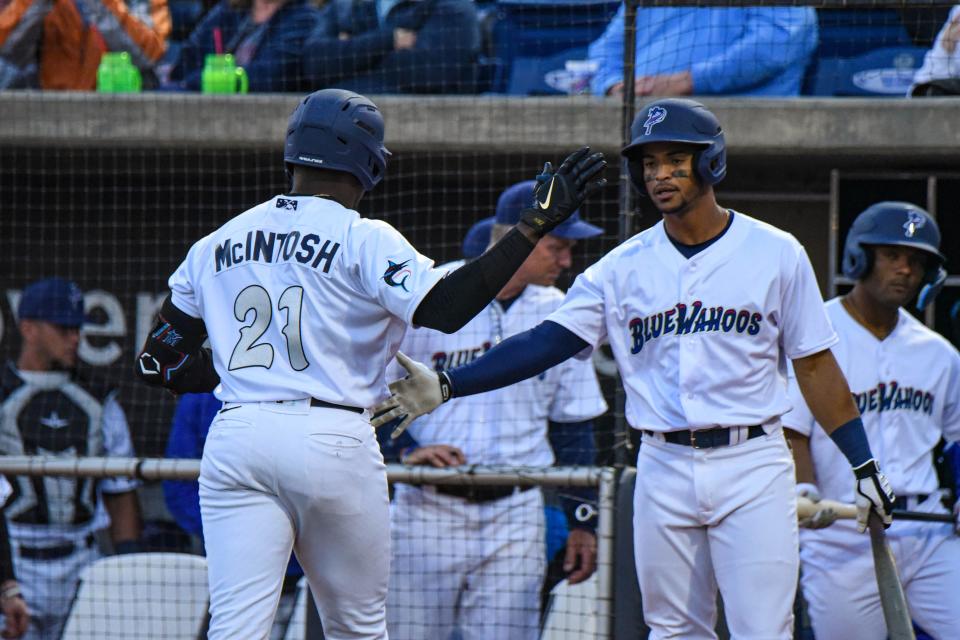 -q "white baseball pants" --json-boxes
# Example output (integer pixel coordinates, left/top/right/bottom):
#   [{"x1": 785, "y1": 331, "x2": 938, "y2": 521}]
[
  {"x1": 800, "y1": 498, "x2": 960, "y2": 640},
  {"x1": 634, "y1": 427, "x2": 799, "y2": 640},
  {"x1": 387, "y1": 484, "x2": 545, "y2": 640},
  {"x1": 199, "y1": 400, "x2": 390, "y2": 640}
]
